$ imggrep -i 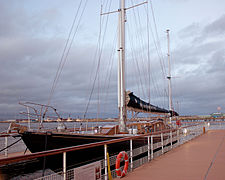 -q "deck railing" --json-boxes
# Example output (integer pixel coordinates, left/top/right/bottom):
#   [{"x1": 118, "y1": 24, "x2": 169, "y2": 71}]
[{"x1": 1, "y1": 122, "x2": 225, "y2": 180}]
